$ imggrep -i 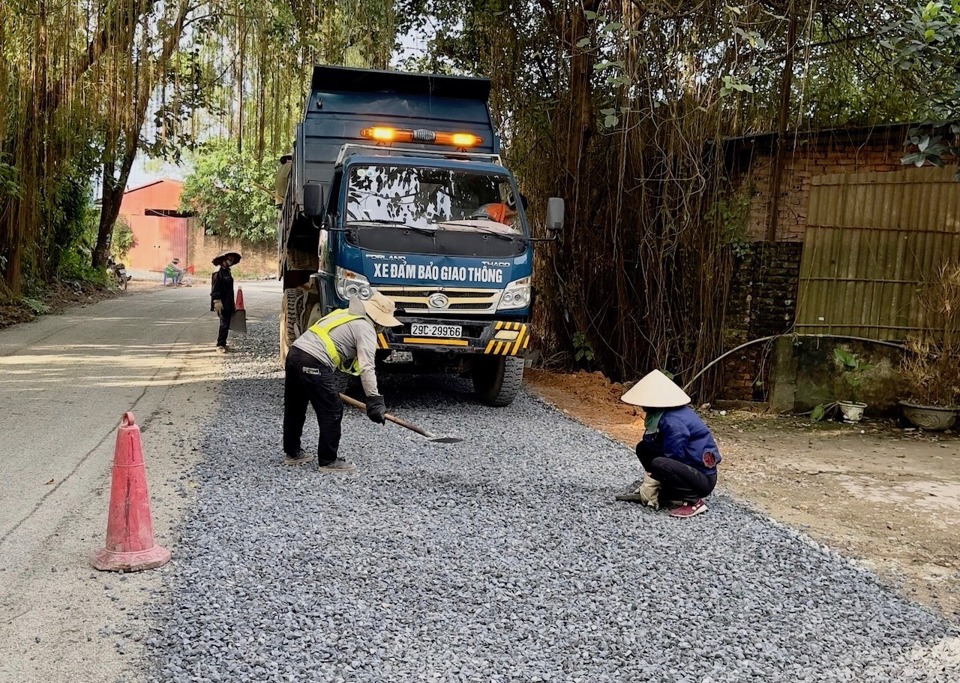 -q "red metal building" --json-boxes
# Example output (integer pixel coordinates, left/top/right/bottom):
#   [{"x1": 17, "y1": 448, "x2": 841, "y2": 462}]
[{"x1": 119, "y1": 179, "x2": 192, "y2": 272}]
